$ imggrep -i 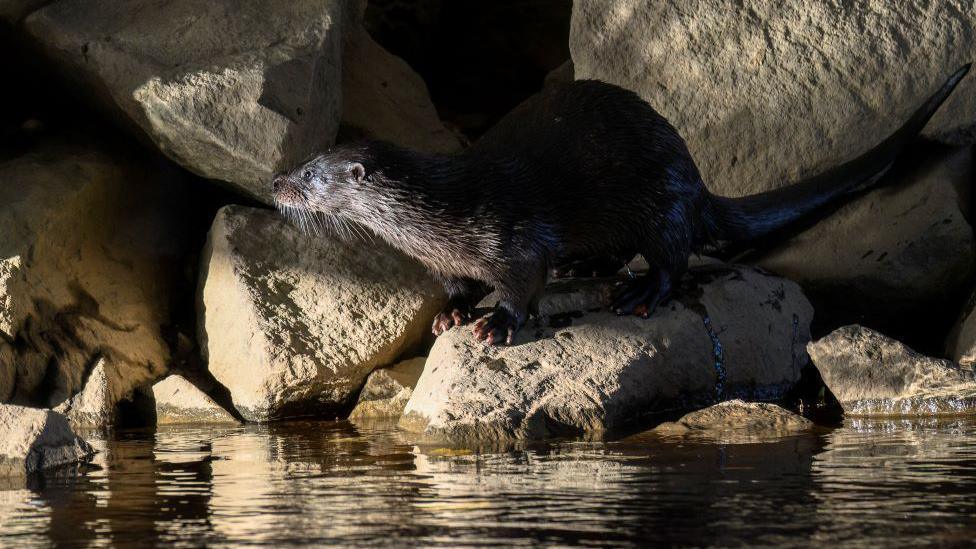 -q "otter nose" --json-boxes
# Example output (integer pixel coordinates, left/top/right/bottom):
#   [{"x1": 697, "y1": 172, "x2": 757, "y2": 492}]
[{"x1": 271, "y1": 172, "x2": 287, "y2": 193}]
